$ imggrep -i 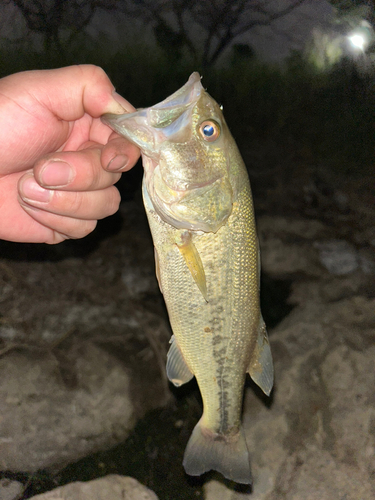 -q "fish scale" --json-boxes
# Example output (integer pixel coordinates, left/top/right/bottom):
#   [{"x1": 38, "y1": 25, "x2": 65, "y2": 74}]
[
  {"x1": 101, "y1": 72, "x2": 273, "y2": 484},
  {"x1": 144, "y1": 170, "x2": 261, "y2": 465}
]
